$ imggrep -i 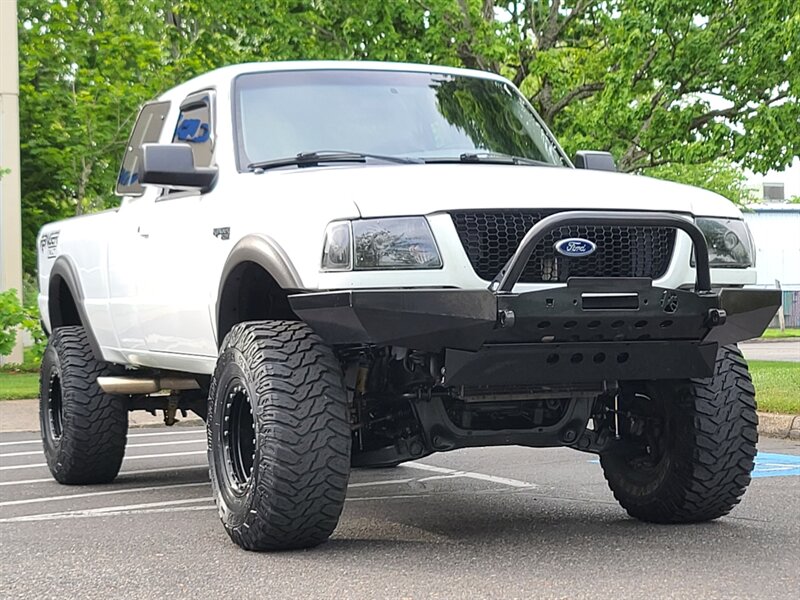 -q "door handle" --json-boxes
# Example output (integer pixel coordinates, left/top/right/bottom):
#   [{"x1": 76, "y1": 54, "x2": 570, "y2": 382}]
[{"x1": 137, "y1": 225, "x2": 149, "y2": 238}]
